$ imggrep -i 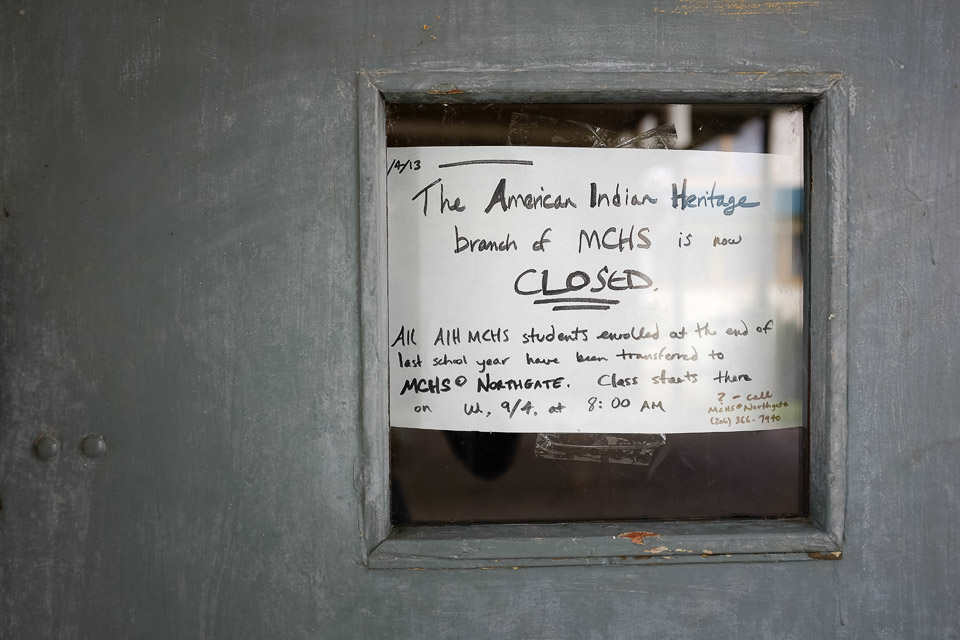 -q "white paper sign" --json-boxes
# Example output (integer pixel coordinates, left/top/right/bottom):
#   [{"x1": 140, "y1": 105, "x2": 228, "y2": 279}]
[{"x1": 387, "y1": 146, "x2": 804, "y2": 434}]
